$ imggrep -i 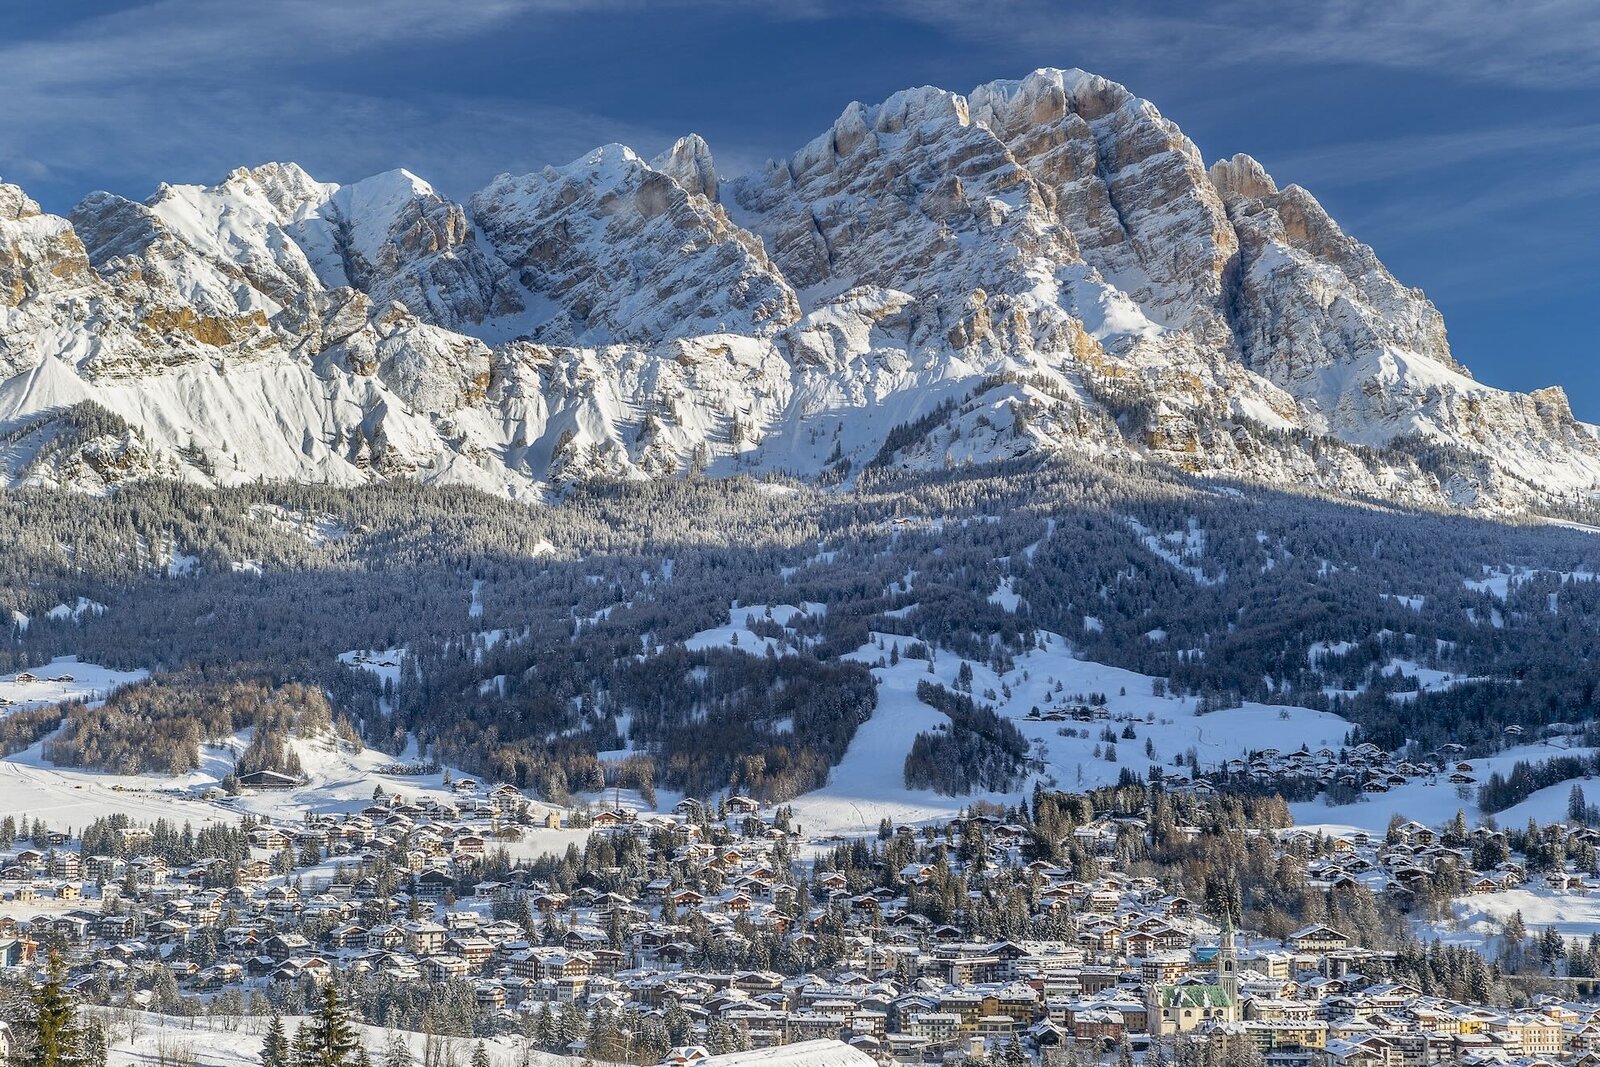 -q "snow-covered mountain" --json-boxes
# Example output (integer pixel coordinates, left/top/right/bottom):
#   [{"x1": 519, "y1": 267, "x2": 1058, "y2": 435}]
[{"x1": 2, "y1": 68, "x2": 1596, "y2": 511}]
